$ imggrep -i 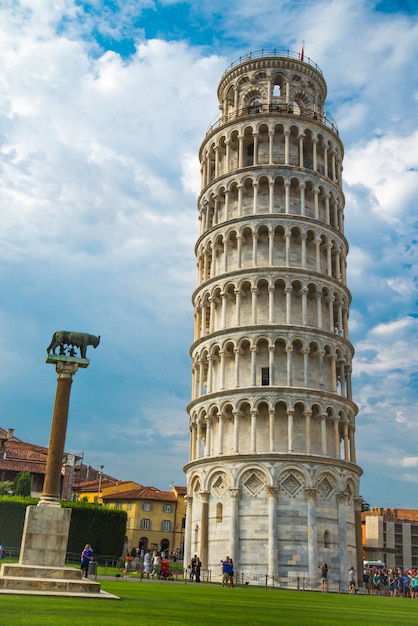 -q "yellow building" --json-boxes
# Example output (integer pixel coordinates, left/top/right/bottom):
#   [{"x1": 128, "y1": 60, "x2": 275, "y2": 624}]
[
  {"x1": 76, "y1": 478, "x2": 142, "y2": 504},
  {"x1": 103, "y1": 485, "x2": 186, "y2": 556}
]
